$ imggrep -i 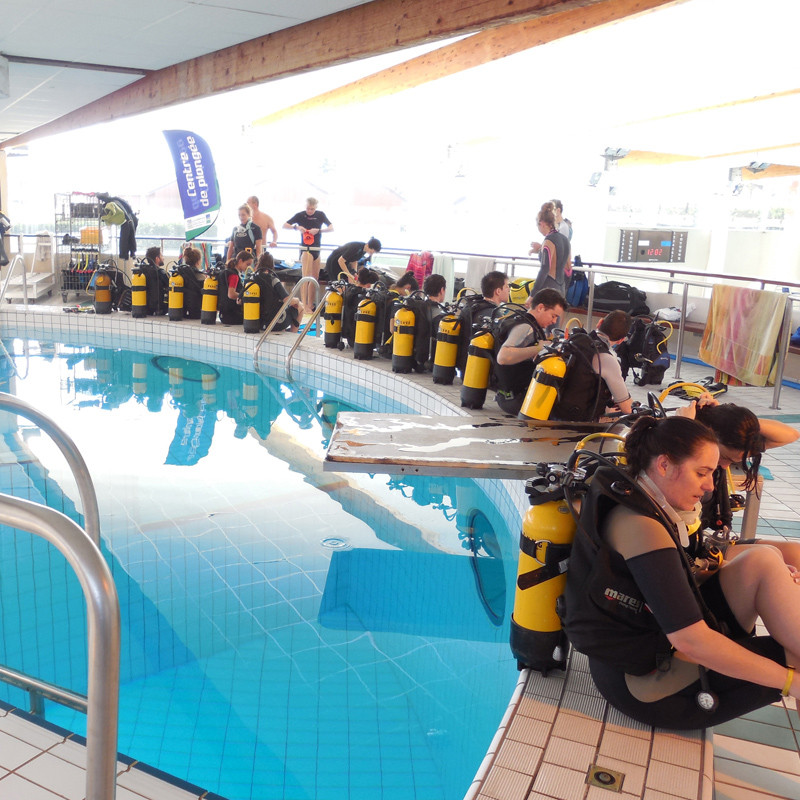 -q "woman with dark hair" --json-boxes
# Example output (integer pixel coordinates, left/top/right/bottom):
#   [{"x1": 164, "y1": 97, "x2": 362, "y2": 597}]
[
  {"x1": 680, "y1": 398, "x2": 799, "y2": 563},
  {"x1": 392, "y1": 271, "x2": 419, "y2": 296},
  {"x1": 564, "y1": 415, "x2": 800, "y2": 729},
  {"x1": 531, "y1": 201, "x2": 570, "y2": 297}
]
